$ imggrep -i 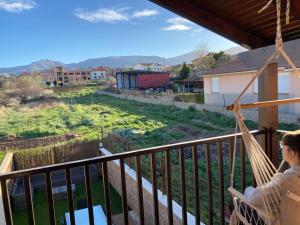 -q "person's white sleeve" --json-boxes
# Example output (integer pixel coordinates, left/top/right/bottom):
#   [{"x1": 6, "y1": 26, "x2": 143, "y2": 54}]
[{"x1": 244, "y1": 173, "x2": 284, "y2": 207}]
